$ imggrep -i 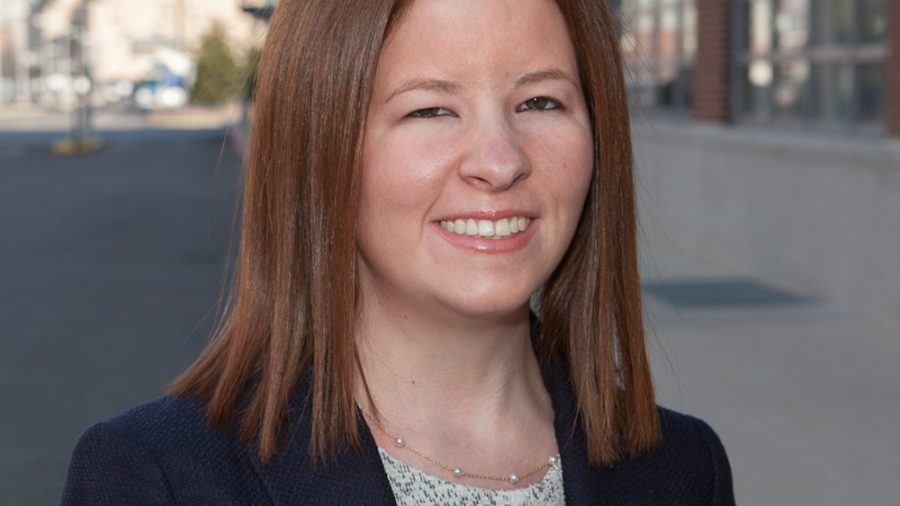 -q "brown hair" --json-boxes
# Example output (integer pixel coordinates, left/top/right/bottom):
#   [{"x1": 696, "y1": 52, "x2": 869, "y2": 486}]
[{"x1": 172, "y1": 0, "x2": 659, "y2": 467}]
